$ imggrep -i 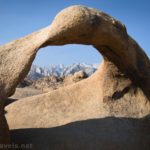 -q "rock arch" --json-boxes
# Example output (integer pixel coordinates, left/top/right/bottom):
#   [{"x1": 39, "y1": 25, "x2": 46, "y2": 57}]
[{"x1": 0, "y1": 5, "x2": 150, "y2": 148}]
